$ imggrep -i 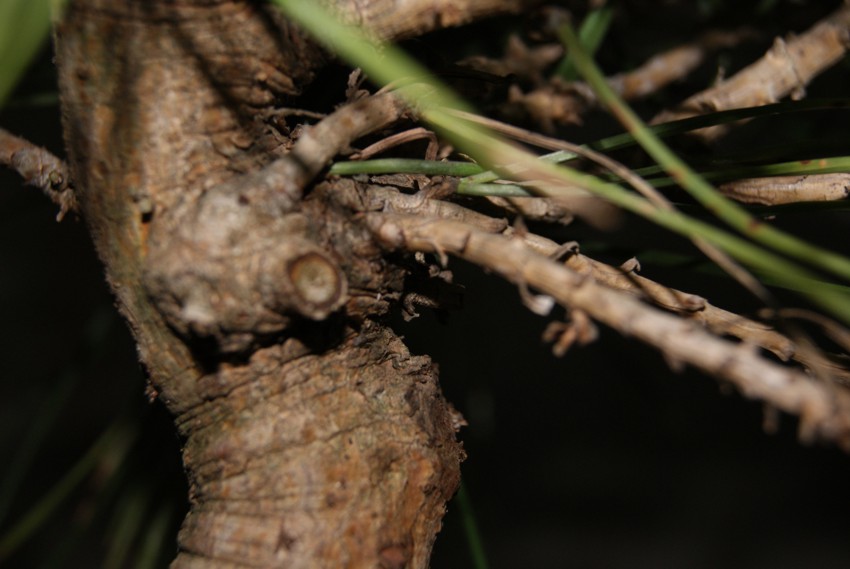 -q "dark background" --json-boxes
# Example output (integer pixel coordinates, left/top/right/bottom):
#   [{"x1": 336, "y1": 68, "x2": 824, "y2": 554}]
[{"x1": 3, "y1": 2, "x2": 850, "y2": 567}]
